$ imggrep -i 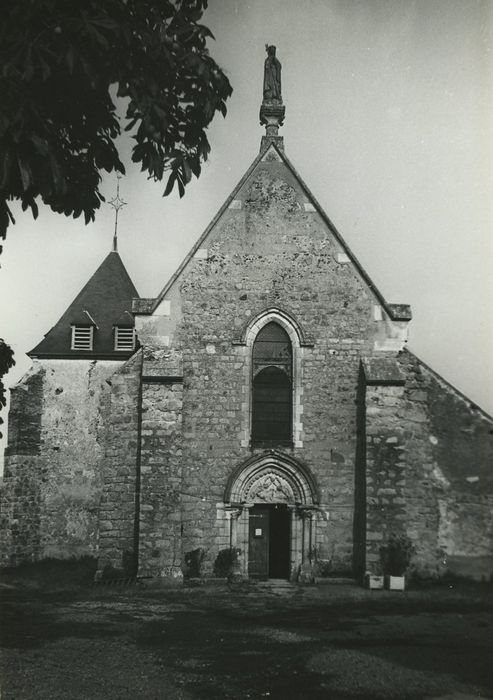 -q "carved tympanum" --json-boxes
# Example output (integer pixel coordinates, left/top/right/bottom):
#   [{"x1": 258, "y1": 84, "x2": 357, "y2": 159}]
[{"x1": 247, "y1": 472, "x2": 294, "y2": 503}]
